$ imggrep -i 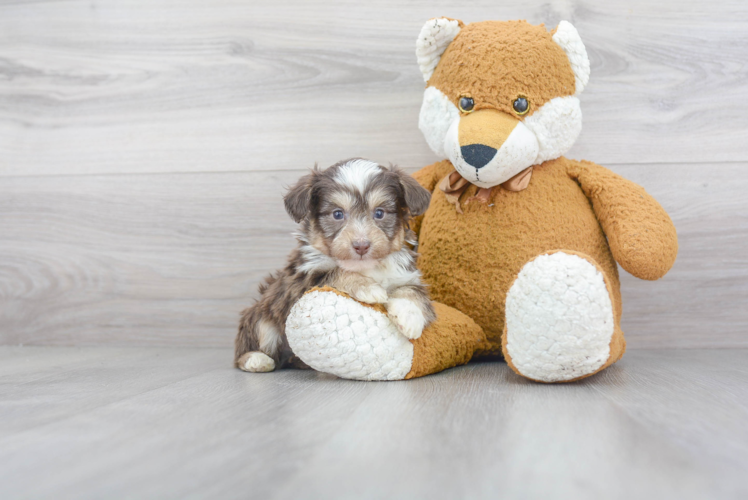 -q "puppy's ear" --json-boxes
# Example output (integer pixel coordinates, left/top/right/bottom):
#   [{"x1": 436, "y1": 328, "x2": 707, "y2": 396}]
[
  {"x1": 284, "y1": 173, "x2": 314, "y2": 223},
  {"x1": 395, "y1": 169, "x2": 431, "y2": 216}
]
